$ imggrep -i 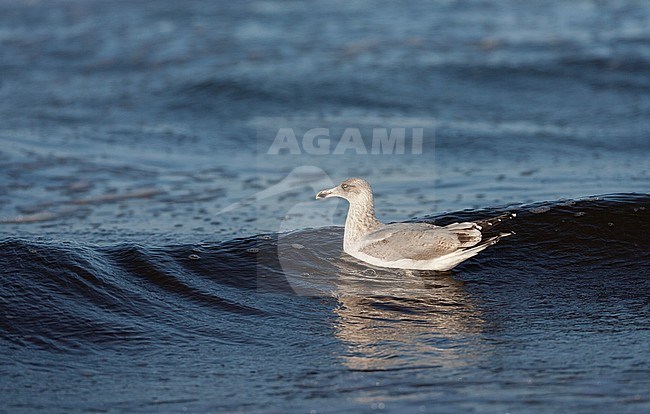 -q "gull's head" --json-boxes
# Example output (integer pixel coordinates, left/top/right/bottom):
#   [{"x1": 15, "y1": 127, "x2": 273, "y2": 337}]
[{"x1": 315, "y1": 178, "x2": 373, "y2": 204}]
